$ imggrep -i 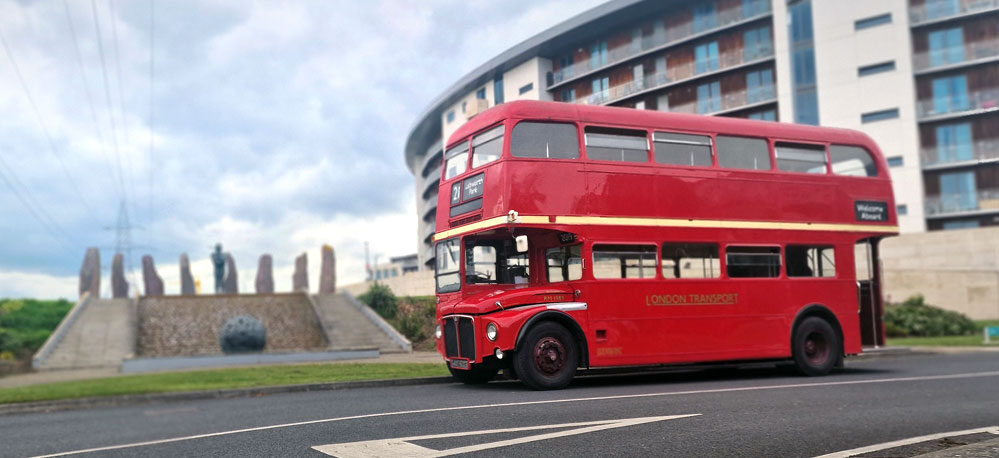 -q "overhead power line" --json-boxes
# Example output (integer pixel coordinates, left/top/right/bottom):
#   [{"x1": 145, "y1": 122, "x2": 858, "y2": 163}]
[
  {"x1": 90, "y1": 0, "x2": 128, "y2": 200},
  {"x1": 0, "y1": 154, "x2": 76, "y2": 251},
  {"x1": 108, "y1": 0, "x2": 137, "y2": 216}
]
